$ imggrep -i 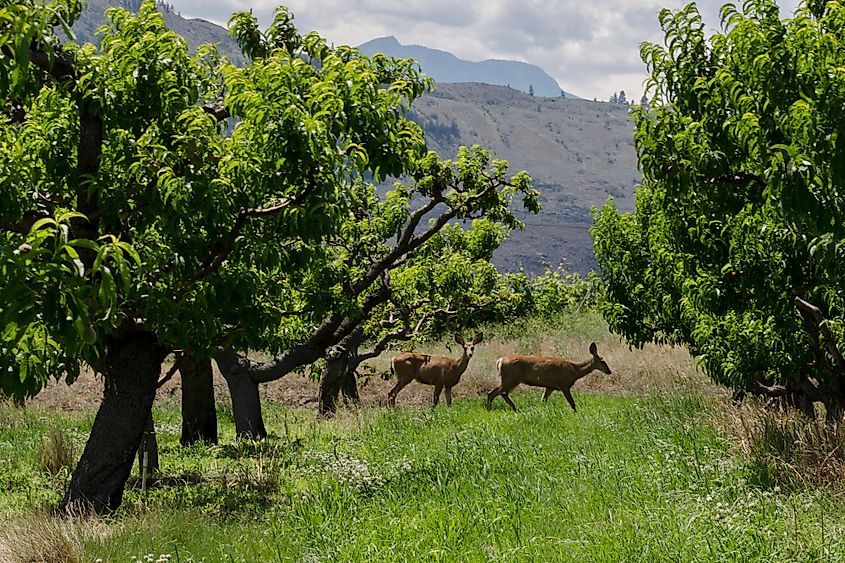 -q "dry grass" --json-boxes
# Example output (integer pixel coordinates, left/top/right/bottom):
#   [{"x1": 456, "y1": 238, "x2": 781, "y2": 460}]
[
  {"x1": 25, "y1": 313, "x2": 719, "y2": 413},
  {"x1": 40, "y1": 426, "x2": 77, "y2": 477},
  {"x1": 715, "y1": 399, "x2": 845, "y2": 489},
  {"x1": 0, "y1": 512, "x2": 113, "y2": 563}
]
